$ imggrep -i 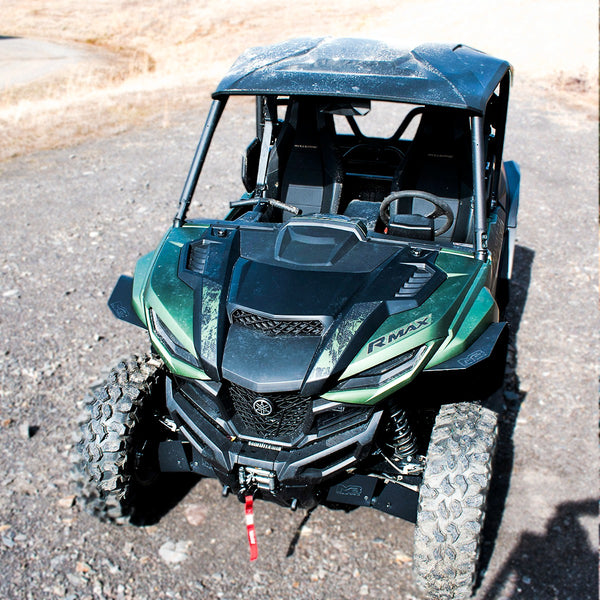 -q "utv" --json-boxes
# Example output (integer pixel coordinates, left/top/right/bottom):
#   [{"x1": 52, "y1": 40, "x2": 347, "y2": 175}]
[{"x1": 74, "y1": 38, "x2": 520, "y2": 599}]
